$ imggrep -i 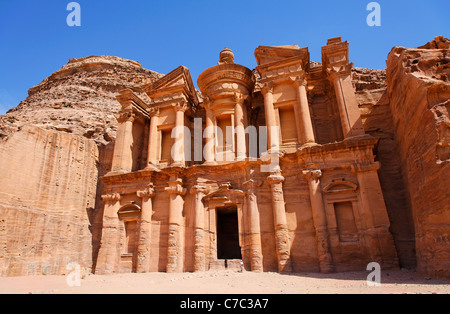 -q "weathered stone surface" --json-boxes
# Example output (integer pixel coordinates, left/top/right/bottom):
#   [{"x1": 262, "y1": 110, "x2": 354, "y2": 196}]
[
  {"x1": 0, "y1": 126, "x2": 98, "y2": 276},
  {"x1": 386, "y1": 38, "x2": 450, "y2": 278},
  {"x1": 0, "y1": 56, "x2": 162, "y2": 144},
  {"x1": 418, "y1": 36, "x2": 450, "y2": 50}
]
